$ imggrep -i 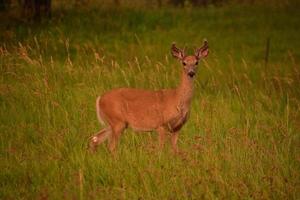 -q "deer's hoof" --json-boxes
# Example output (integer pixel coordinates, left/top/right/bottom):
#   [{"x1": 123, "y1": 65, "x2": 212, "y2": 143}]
[{"x1": 88, "y1": 139, "x2": 98, "y2": 153}]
